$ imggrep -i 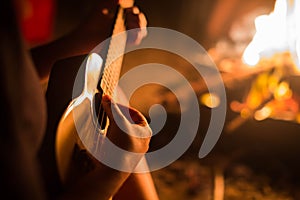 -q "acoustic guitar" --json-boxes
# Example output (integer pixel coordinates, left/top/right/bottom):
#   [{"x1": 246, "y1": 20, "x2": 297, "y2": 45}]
[{"x1": 49, "y1": 0, "x2": 158, "y2": 199}]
